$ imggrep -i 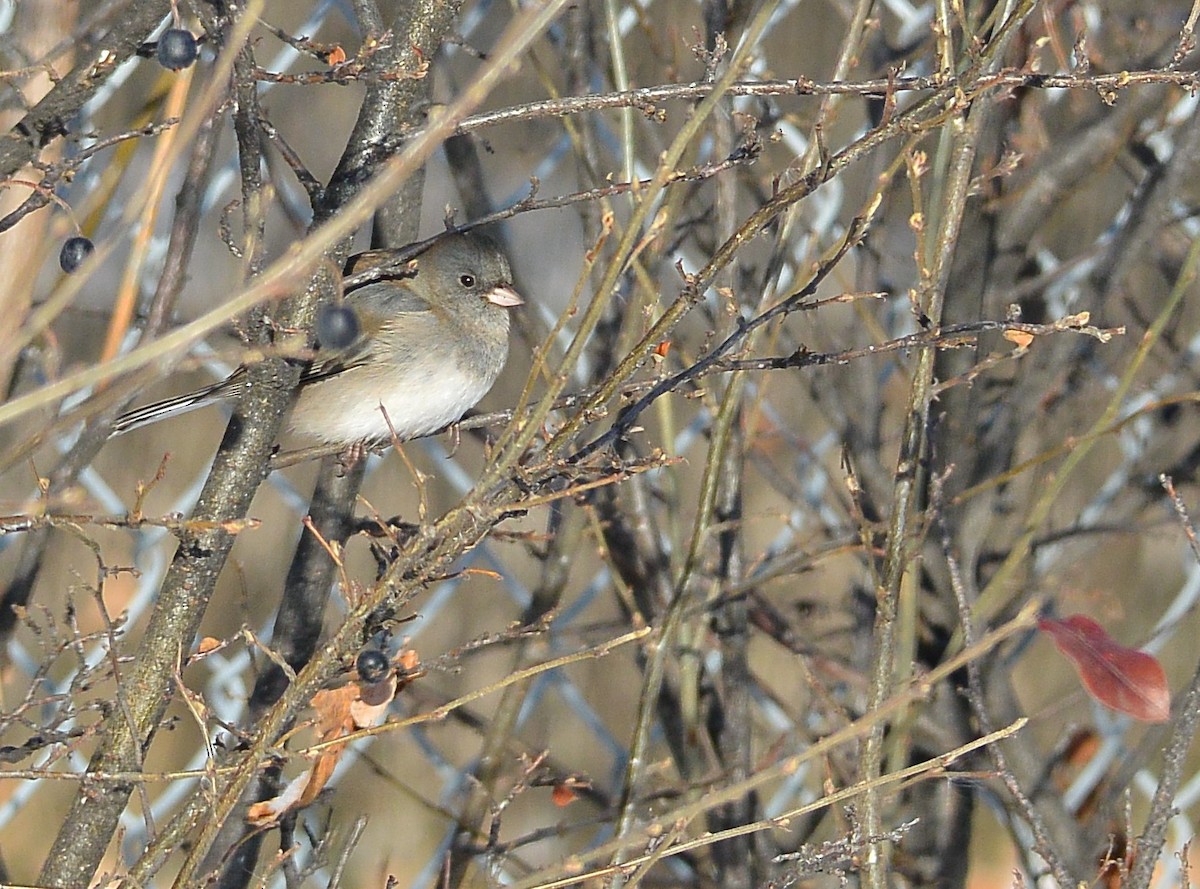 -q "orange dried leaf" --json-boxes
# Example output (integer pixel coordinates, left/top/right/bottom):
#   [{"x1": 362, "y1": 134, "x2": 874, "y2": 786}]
[
  {"x1": 1063, "y1": 310, "x2": 1091, "y2": 326},
  {"x1": 461, "y1": 567, "x2": 502, "y2": 581},
  {"x1": 327, "y1": 45, "x2": 346, "y2": 65},
  {"x1": 1038, "y1": 615, "x2": 1170, "y2": 723},
  {"x1": 1004, "y1": 329, "x2": 1034, "y2": 348},
  {"x1": 551, "y1": 782, "x2": 579, "y2": 807},
  {"x1": 247, "y1": 675, "x2": 398, "y2": 826},
  {"x1": 312, "y1": 685, "x2": 358, "y2": 742},
  {"x1": 247, "y1": 770, "x2": 313, "y2": 827},
  {"x1": 398, "y1": 649, "x2": 420, "y2": 671},
  {"x1": 1062, "y1": 728, "x2": 1100, "y2": 768},
  {"x1": 296, "y1": 751, "x2": 340, "y2": 810},
  {"x1": 196, "y1": 637, "x2": 222, "y2": 656}
]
